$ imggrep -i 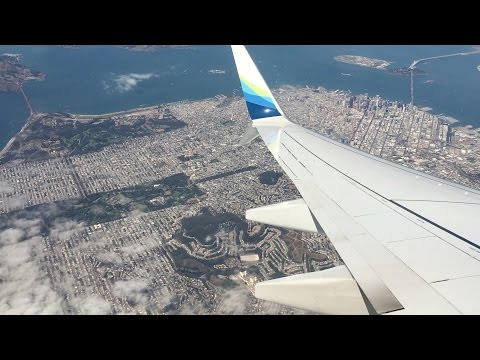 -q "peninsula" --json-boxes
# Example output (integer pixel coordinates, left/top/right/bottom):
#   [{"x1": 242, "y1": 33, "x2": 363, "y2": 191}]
[{"x1": 0, "y1": 54, "x2": 45, "y2": 92}]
